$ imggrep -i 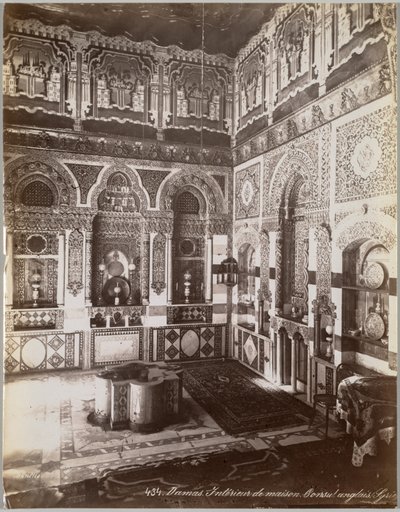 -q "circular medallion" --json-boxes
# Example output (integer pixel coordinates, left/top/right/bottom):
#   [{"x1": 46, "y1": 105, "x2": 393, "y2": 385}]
[
  {"x1": 102, "y1": 276, "x2": 130, "y2": 305},
  {"x1": 364, "y1": 262, "x2": 385, "y2": 289},
  {"x1": 180, "y1": 239, "x2": 195, "y2": 256},
  {"x1": 26, "y1": 235, "x2": 47, "y2": 254},
  {"x1": 241, "y1": 179, "x2": 254, "y2": 206},
  {"x1": 21, "y1": 337, "x2": 46, "y2": 369},
  {"x1": 180, "y1": 330, "x2": 200, "y2": 357},
  {"x1": 364, "y1": 312, "x2": 386, "y2": 341}
]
